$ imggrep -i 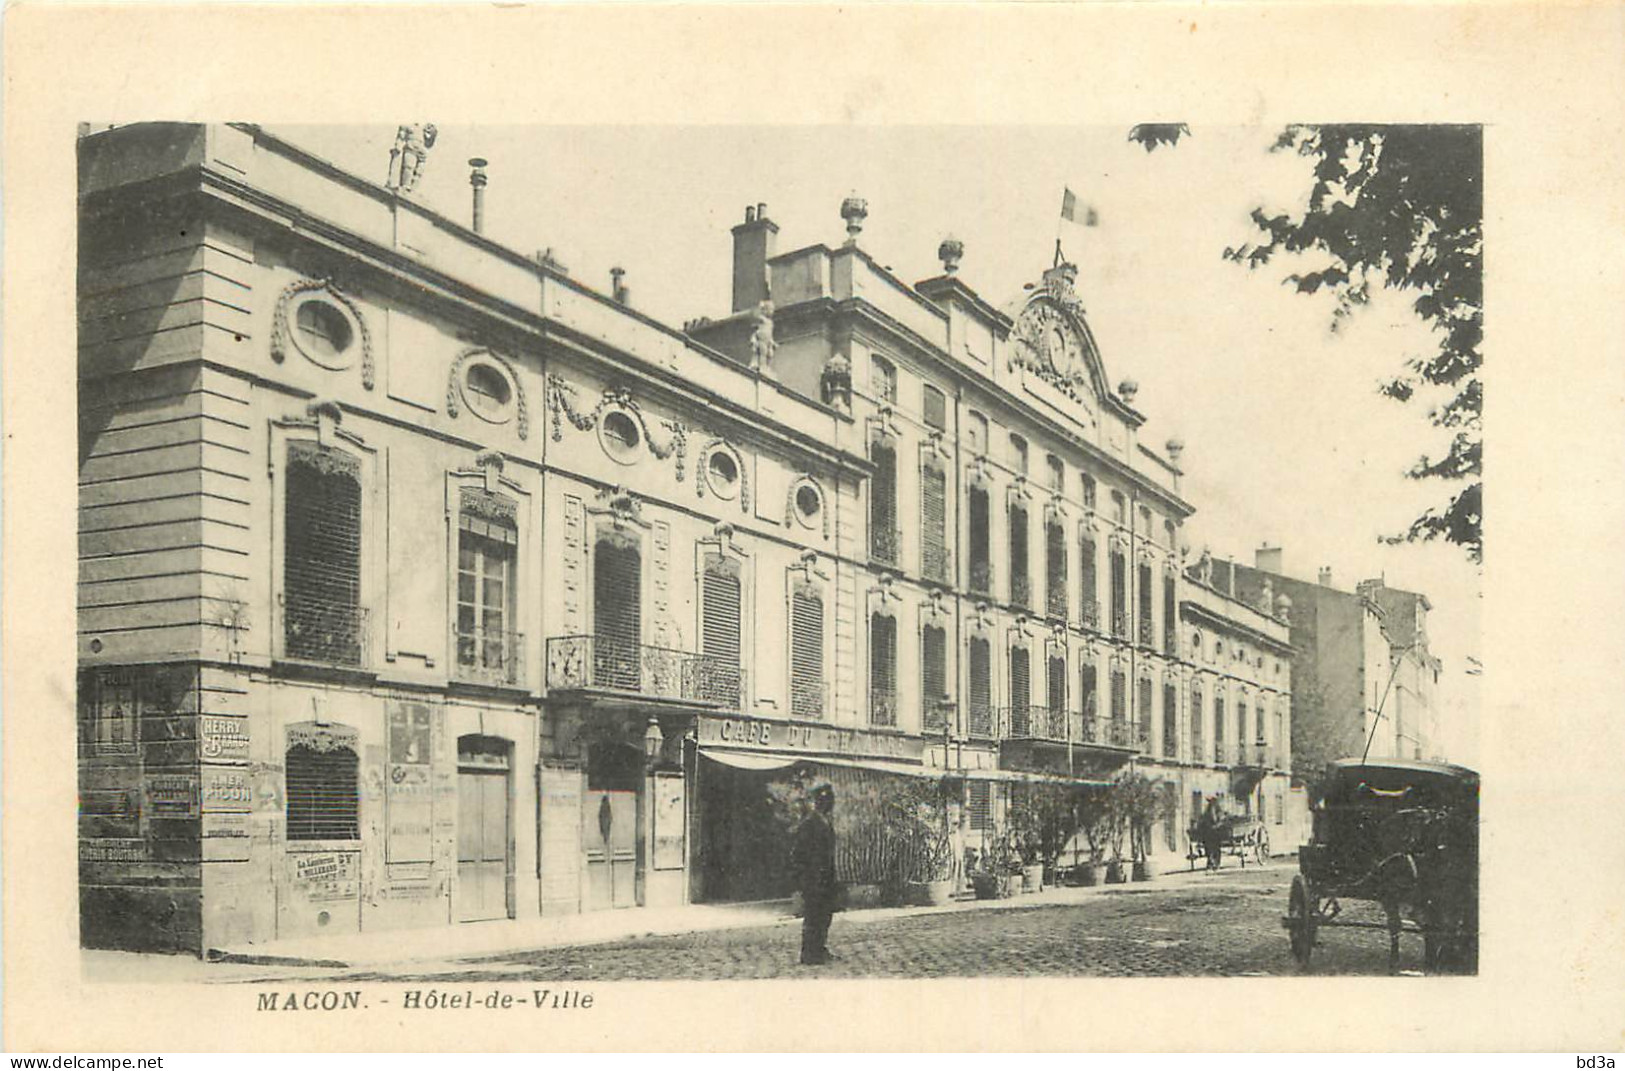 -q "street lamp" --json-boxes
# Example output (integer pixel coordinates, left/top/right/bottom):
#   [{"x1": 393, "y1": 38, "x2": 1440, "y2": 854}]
[{"x1": 643, "y1": 716, "x2": 665, "y2": 765}]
